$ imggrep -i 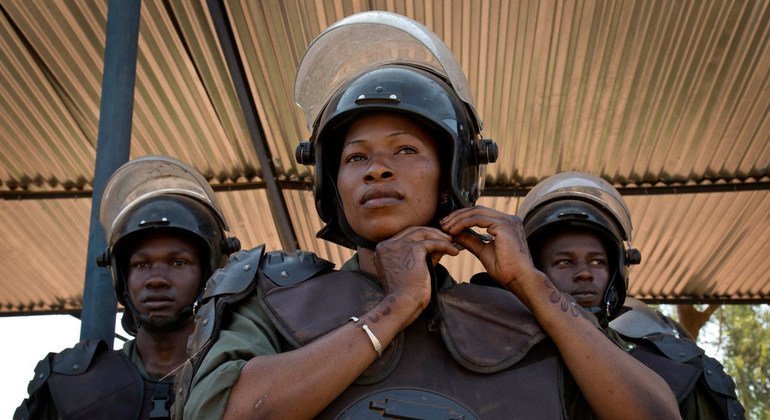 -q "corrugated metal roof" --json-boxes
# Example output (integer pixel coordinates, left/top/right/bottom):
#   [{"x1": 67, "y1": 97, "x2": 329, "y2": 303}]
[{"x1": 0, "y1": 0, "x2": 768, "y2": 314}]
